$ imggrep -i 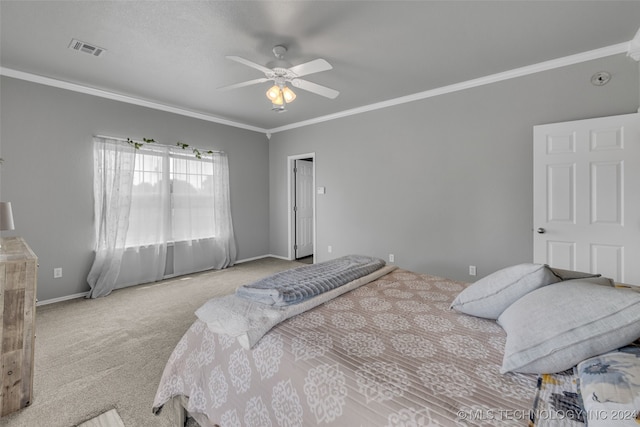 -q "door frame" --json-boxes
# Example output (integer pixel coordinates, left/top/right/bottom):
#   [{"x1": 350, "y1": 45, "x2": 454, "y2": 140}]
[{"x1": 287, "y1": 152, "x2": 316, "y2": 262}]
